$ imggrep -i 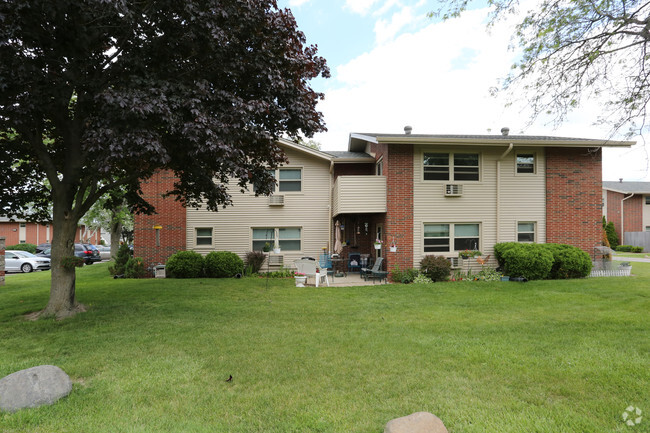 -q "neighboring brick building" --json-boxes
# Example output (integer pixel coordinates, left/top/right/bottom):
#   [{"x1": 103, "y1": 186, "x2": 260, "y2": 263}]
[
  {"x1": 603, "y1": 181, "x2": 650, "y2": 244},
  {"x1": 134, "y1": 130, "x2": 633, "y2": 274},
  {"x1": 0, "y1": 218, "x2": 101, "y2": 247}
]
